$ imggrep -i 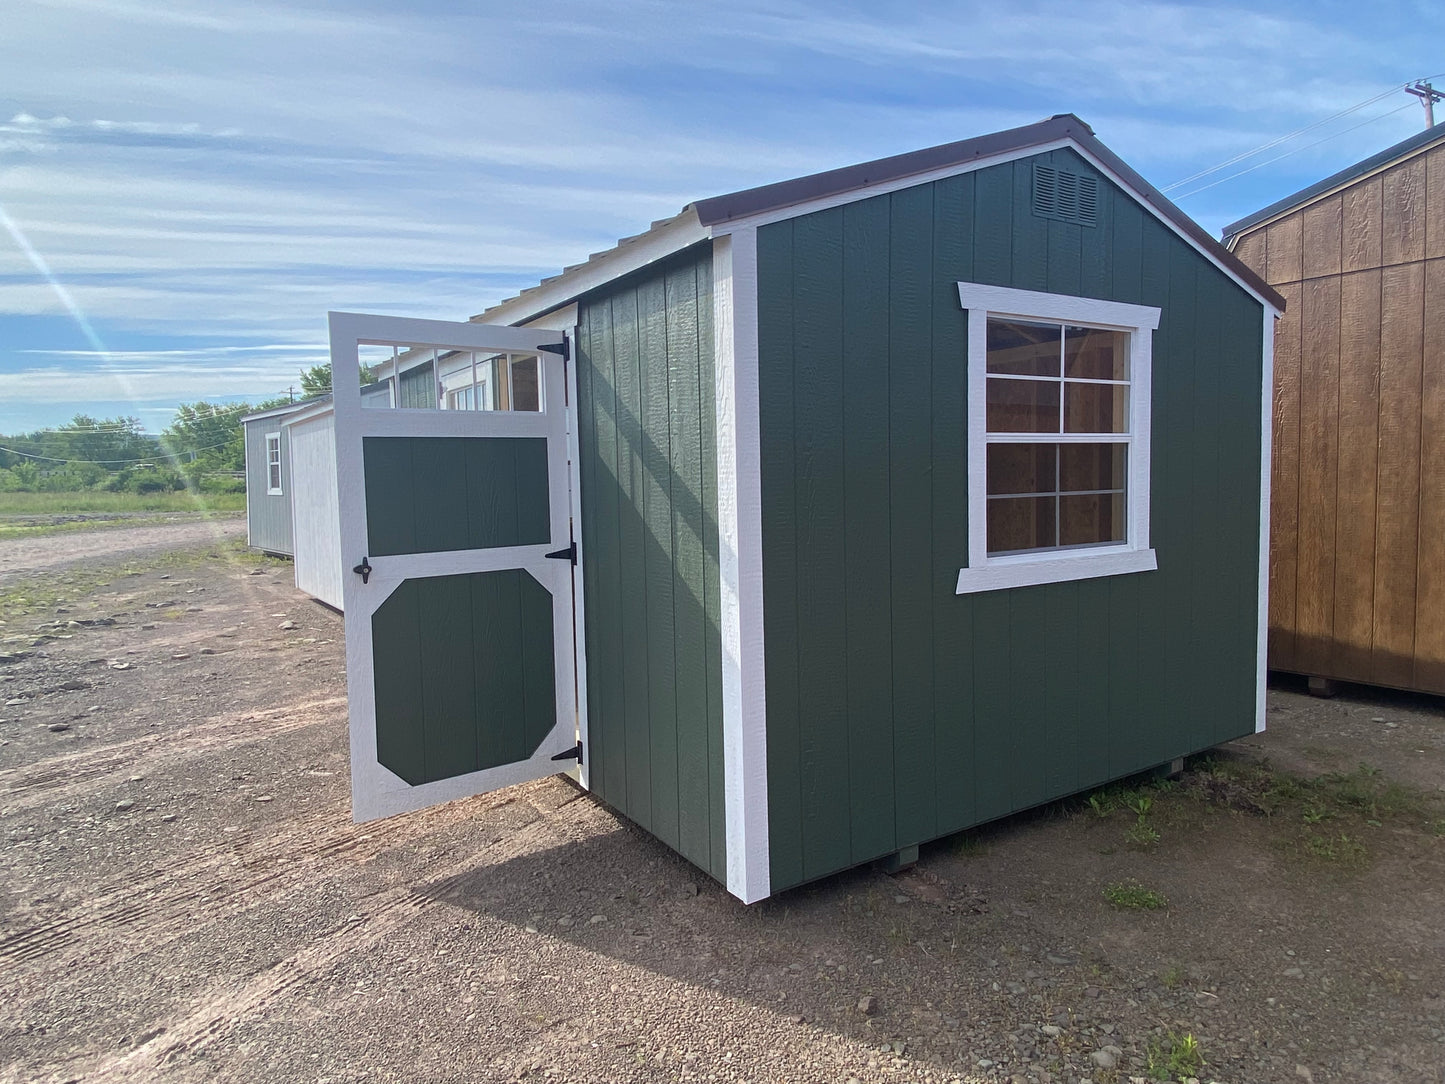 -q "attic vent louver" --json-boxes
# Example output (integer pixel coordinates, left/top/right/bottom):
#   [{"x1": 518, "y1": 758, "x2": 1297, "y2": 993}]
[{"x1": 1032, "y1": 163, "x2": 1099, "y2": 227}]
